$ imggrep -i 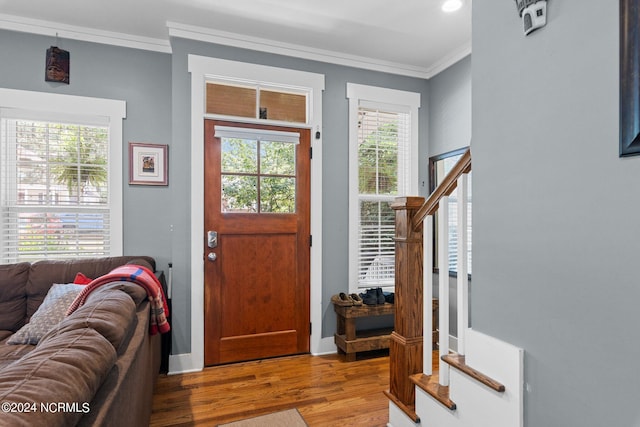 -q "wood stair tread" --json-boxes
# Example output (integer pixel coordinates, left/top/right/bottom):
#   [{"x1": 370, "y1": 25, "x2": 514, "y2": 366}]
[
  {"x1": 441, "y1": 354, "x2": 506, "y2": 392},
  {"x1": 410, "y1": 373, "x2": 456, "y2": 410}
]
